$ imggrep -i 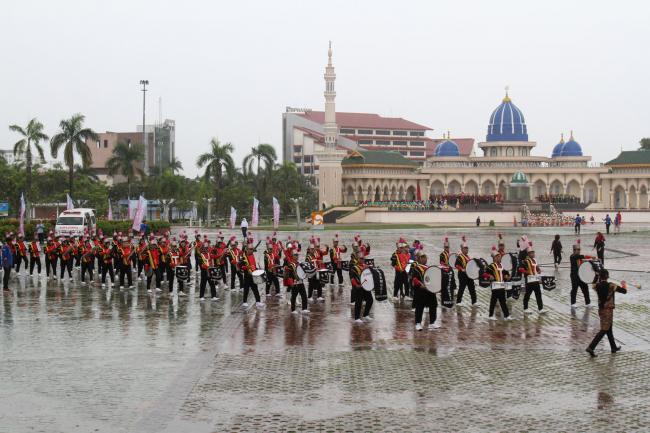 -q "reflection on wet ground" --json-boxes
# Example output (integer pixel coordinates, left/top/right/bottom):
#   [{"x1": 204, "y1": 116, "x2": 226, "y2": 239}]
[{"x1": 1, "y1": 226, "x2": 649, "y2": 432}]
